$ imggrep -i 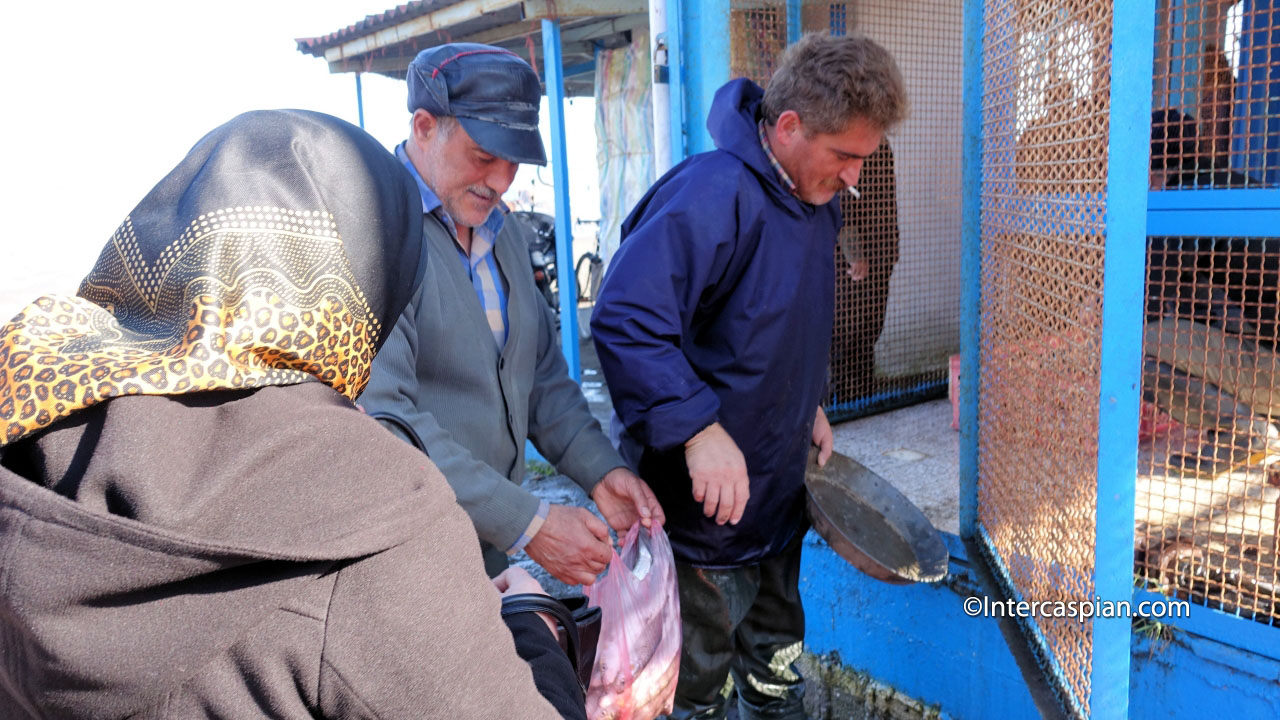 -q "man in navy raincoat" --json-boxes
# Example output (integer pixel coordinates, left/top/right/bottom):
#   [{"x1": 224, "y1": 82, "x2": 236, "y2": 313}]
[{"x1": 591, "y1": 34, "x2": 907, "y2": 720}]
